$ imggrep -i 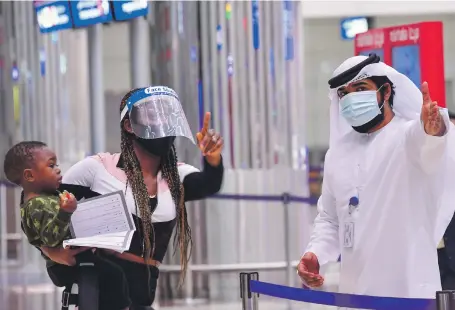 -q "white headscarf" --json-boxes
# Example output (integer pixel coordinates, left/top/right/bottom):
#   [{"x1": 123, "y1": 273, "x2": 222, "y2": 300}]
[{"x1": 328, "y1": 56, "x2": 423, "y2": 146}]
